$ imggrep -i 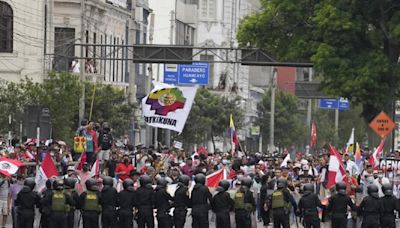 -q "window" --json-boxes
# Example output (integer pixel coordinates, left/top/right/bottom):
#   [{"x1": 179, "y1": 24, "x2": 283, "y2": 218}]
[
  {"x1": 0, "y1": 2, "x2": 13, "y2": 53},
  {"x1": 200, "y1": 0, "x2": 216, "y2": 20},
  {"x1": 53, "y1": 28, "x2": 75, "y2": 71}
]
